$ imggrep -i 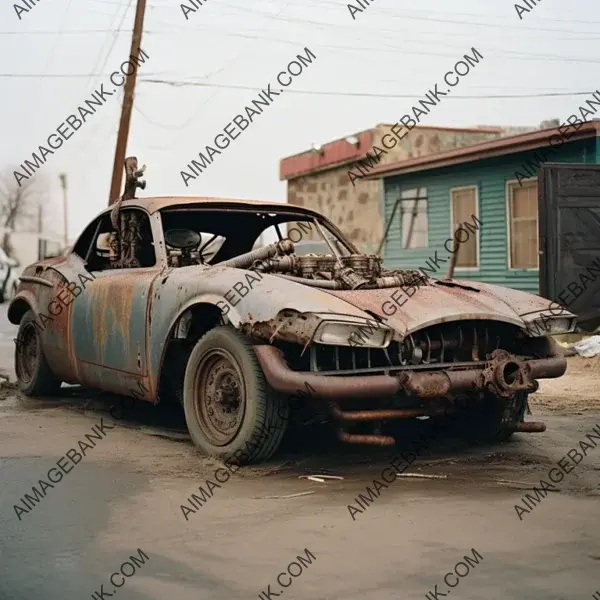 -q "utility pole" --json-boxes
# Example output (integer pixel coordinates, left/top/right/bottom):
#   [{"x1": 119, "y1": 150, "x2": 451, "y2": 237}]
[
  {"x1": 37, "y1": 200, "x2": 43, "y2": 260},
  {"x1": 447, "y1": 225, "x2": 460, "y2": 279},
  {"x1": 59, "y1": 173, "x2": 68, "y2": 248},
  {"x1": 108, "y1": 0, "x2": 147, "y2": 206}
]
